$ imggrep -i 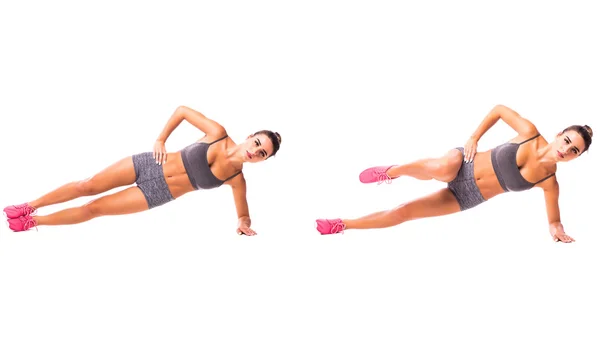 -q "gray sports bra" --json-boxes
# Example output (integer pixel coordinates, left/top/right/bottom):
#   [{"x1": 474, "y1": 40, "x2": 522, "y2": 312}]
[
  {"x1": 180, "y1": 135, "x2": 242, "y2": 190},
  {"x1": 491, "y1": 134, "x2": 555, "y2": 192}
]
